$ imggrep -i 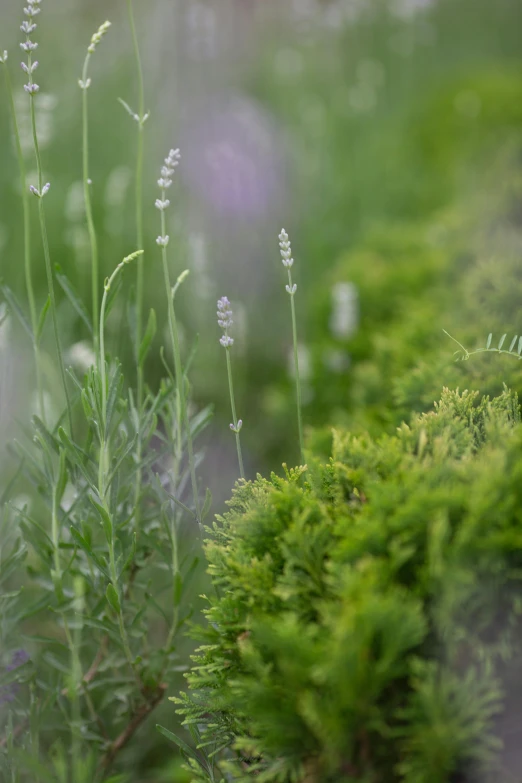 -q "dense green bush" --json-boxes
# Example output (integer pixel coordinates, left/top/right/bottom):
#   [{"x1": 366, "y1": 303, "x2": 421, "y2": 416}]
[{"x1": 174, "y1": 387, "x2": 522, "y2": 782}]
